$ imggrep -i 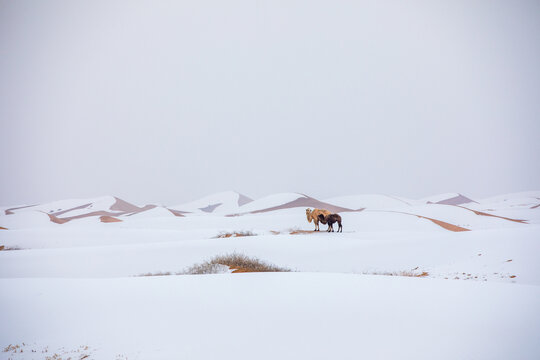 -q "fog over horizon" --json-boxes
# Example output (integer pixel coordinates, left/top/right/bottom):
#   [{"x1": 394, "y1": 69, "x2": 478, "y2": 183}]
[{"x1": 1, "y1": 0, "x2": 539, "y2": 206}]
